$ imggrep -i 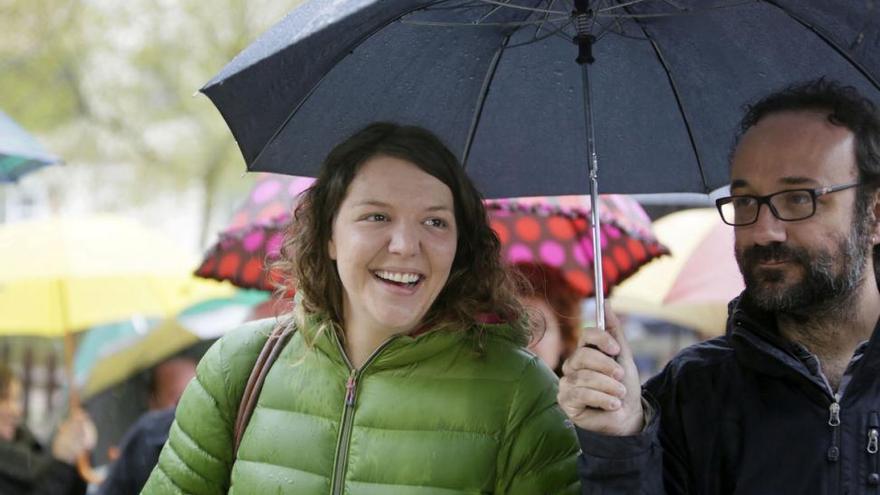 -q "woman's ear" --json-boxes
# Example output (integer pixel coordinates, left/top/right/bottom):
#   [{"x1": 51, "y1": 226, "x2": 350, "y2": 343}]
[{"x1": 328, "y1": 237, "x2": 337, "y2": 260}]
